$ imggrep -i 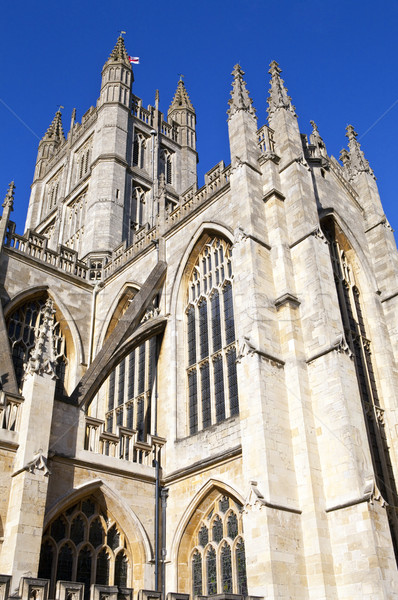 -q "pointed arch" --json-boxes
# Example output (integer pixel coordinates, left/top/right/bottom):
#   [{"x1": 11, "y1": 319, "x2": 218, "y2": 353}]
[
  {"x1": 169, "y1": 222, "x2": 234, "y2": 317},
  {"x1": 95, "y1": 282, "x2": 141, "y2": 353},
  {"x1": 172, "y1": 479, "x2": 246, "y2": 594},
  {"x1": 170, "y1": 478, "x2": 244, "y2": 564},
  {"x1": 43, "y1": 479, "x2": 153, "y2": 566}
]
